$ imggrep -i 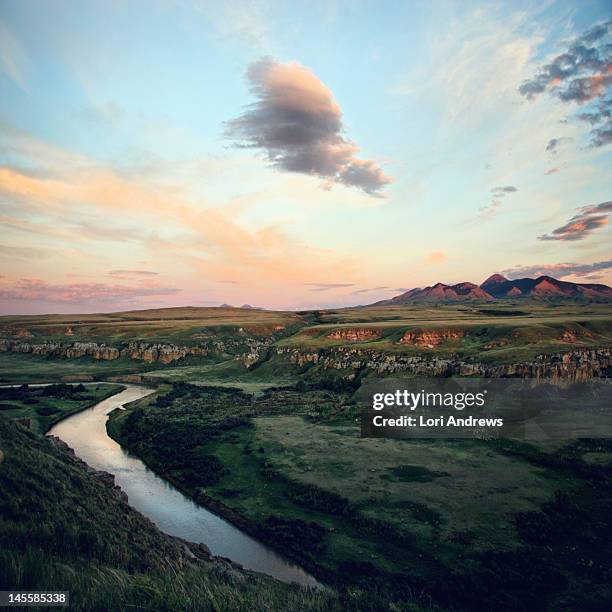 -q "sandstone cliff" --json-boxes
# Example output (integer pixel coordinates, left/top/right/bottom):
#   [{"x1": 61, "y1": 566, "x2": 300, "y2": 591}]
[{"x1": 275, "y1": 346, "x2": 611, "y2": 381}]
